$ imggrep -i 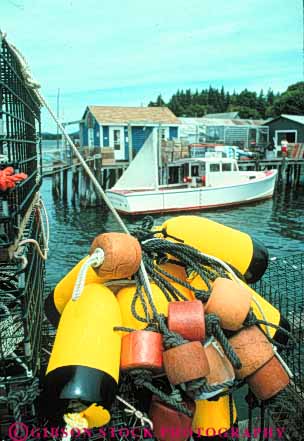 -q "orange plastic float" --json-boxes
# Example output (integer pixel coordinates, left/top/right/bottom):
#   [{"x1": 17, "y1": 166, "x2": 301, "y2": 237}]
[
  {"x1": 168, "y1": 300, "x2": 205, "y2": 342},
  {"x1": 120, "y1": 330, "x2": 163, "y2": 372},
  {"x1": 205, "y1": 278, "x2": 252, "y2": 331},
  {"x1": 90, "y1": 232, "x2": 142, "y2": 279},
  {"x1": 149, "y1": 397, "x2": 195, "y2": 441},
  {"x1": 247, "y1": 355, "x2": 290, "y2": 400},
  {"x1": 229, "y1": 326, "x2": 274, "y2": 379},
  {"x1": 163, "y1": 342, "x2": 210, "y2": 385}
]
